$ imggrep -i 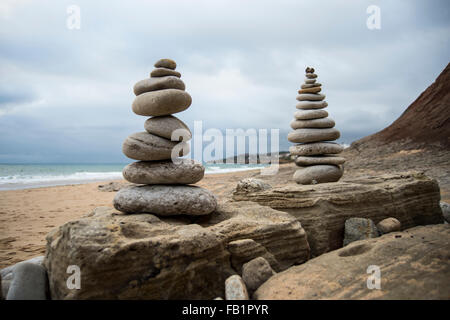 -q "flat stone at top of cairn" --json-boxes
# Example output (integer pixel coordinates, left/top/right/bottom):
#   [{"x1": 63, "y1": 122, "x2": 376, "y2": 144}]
[
  {"x1": 289, "y1": 67, "x2": 345, "y2": 185},
  {"x1": 114, "y1": 58, "x2": 217, "y2": 216}
]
